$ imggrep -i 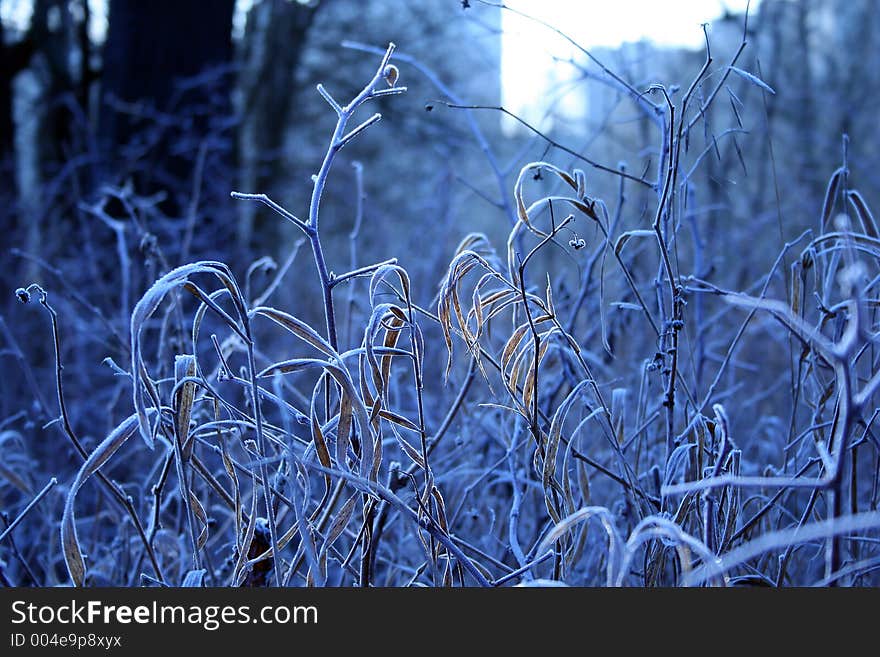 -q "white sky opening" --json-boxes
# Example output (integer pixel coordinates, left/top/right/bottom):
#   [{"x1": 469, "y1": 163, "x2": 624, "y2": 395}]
[{"x1": 500, "y1": 0, "x2": 758, "y2": 135}]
